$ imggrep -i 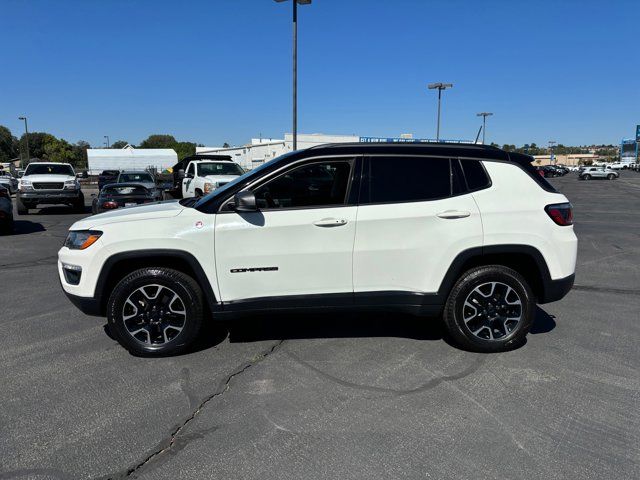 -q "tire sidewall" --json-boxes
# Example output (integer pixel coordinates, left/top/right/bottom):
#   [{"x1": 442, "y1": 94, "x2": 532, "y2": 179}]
[
  {"x1": 445, "y1": 267, "x2": 535, "y2": 352},
  {"x1": 107, "y1": 268, "x2": 203, "y2": 356}
]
